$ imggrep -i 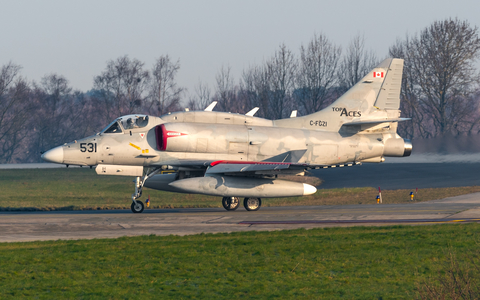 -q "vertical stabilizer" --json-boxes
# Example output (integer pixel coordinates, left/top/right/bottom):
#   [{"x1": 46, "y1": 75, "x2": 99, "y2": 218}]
[
  {"x1": 275, "y1": 58, "x2": 406, "y2": 132},
  {"x1": 374, "y1": 59, "x2": 403, "y2": 110},
  {"x1": 326, "y1": 58, "x2": 399, "y2": 111}
]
